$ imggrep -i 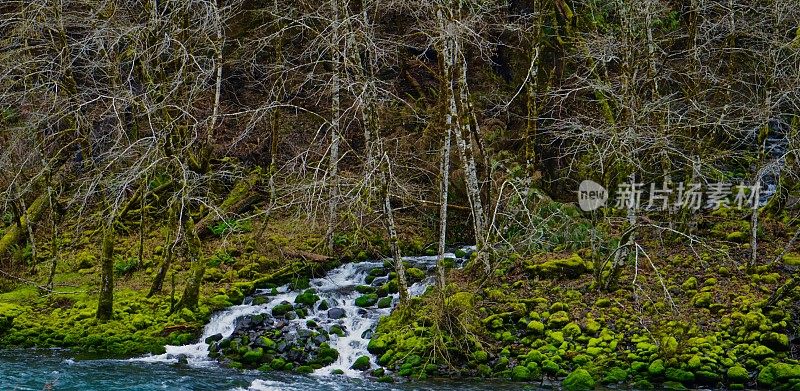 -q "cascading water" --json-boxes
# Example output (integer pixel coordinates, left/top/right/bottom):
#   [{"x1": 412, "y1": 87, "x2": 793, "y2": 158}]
[{"x1": 134, "y1": 247, "x2": 474, "y2": 380}]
